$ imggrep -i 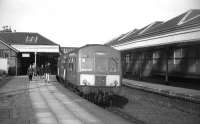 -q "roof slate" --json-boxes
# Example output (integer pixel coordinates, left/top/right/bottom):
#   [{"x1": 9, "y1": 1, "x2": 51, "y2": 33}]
[
  {"x1": 105, "y1": 33, "x2": 127, "y2": 46},
  {"x1": 0, "y1": 36, "x2": 19, "y2": 52},
  {"x1": 0, "y1": 32, "x2": 58, "y2": 45},
  {"x1": 184, "y1": 9, "x2": 200, "y2": 22},
  {"x1": 106, "y1": 9, "x2": 200, "y2": 46}
]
